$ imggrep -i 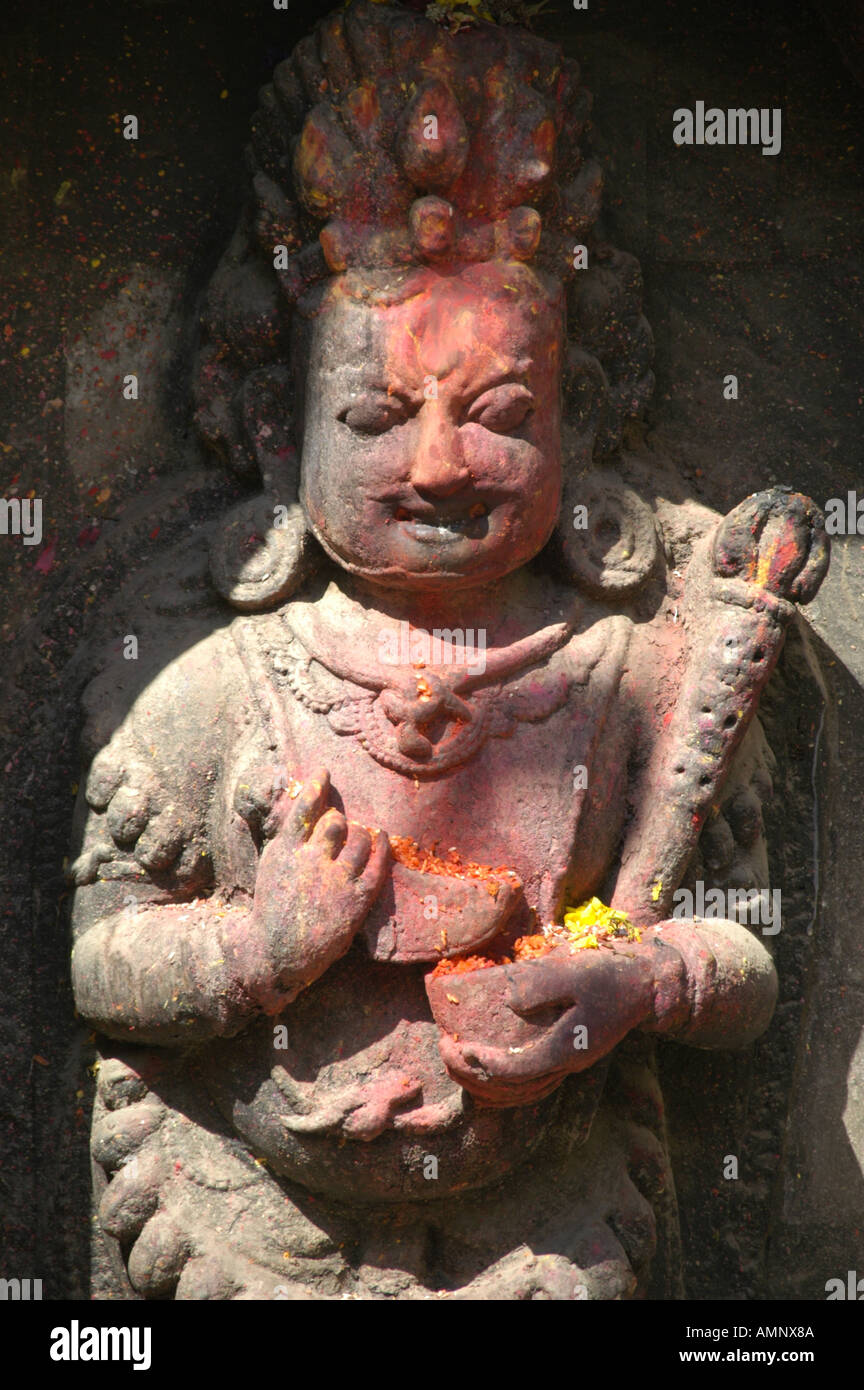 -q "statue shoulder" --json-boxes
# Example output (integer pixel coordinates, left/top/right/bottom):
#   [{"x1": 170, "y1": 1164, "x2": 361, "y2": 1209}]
[
  {"x1": 80, "y1": 620, "x2": 245, "y2": 762},
  {"x1": 70, "y1": 621, "x2": 253, "y2": 897}
]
